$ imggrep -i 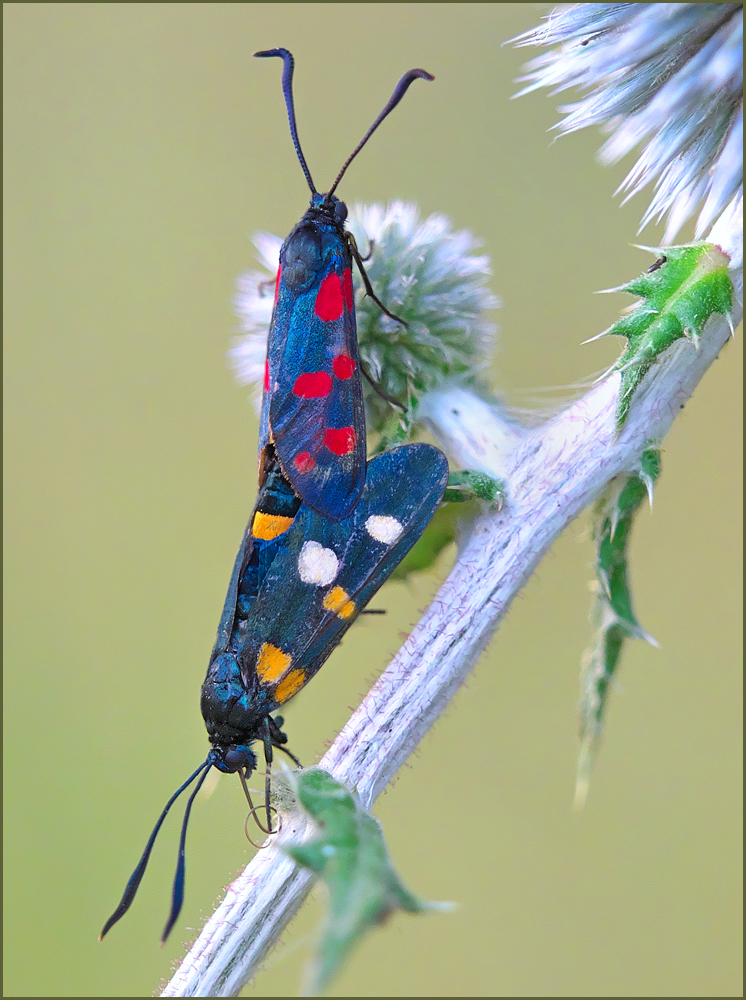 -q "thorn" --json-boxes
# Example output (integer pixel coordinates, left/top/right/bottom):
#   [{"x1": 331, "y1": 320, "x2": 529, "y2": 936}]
[
  {"x1": 573, "y1": 774, "x2": 590, "y2": 811},
  {"x1": 726, "y1": 312, "x2": 735, "y2": 338},
  {"x1": 593, "y1": 362, "x2": 620, "y2": 384},
  {"x1": 608, "y1": 506, "x2": 621, "y2": 542},
  {"x1": 630, "y1": 243, "x2": 663, "y2": 255},
  {"x1": 594, "y1": 284, "x2": 631, "y2": 295},
  {"x1": 597, "y1": 568, "x2": 612, "y2": 600},
  {"x1": 574, "y1": 740, "x2": 594, "y2": 811},
  {"x1": 683, "y1": 326, "x2": 700, "y2": 350},
  {"x1": 581, "y1": 328, "x2": 611, "y2": 345},
  {"x1": 616, "y1": 358, "x2": 640, "y2": 375},
  {"x1": 640, "y1": 473, "x2": 655, "y2": 509},
  {"x1": 640, "y1": 628, "x2": 660, "y2": 648}
]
